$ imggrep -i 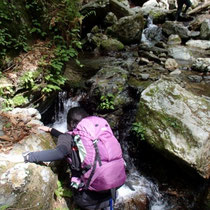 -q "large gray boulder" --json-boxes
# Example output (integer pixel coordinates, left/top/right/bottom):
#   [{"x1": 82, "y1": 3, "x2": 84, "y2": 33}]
[
  {"x1": 87, "y1": 66, "x2": 132, "y2": 110},
  {"x1": 106, "y1": 13, "x2": 144, "y2": 44},
  {"x1": 0, "y1": 108, "x2": 57, "y2": 209},
  {"x1": 136, "y1": 78, "x2": 210, "y2": 179}
]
